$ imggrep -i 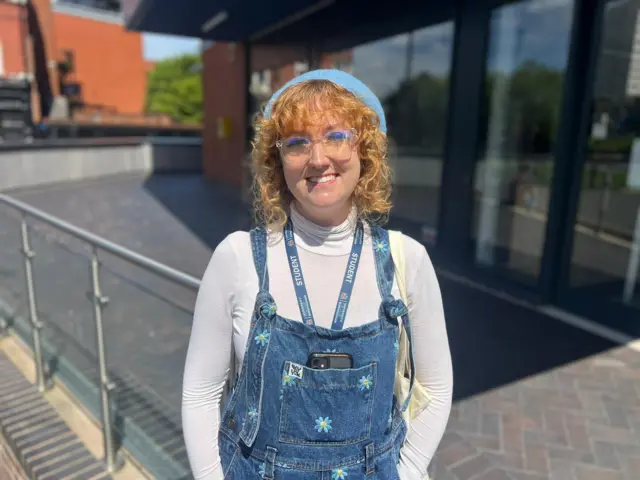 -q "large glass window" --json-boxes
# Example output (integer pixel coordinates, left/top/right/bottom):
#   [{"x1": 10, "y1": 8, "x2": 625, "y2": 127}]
[
  {"x1": 472, "y1": 0, "x2": 575, "y2": 284},
  {"x1": 328, "y1": 22, "x2": 455, "y2": 244},
  {"x1": 568, "y1": 0, "x2": 640, "y2": 312}
]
